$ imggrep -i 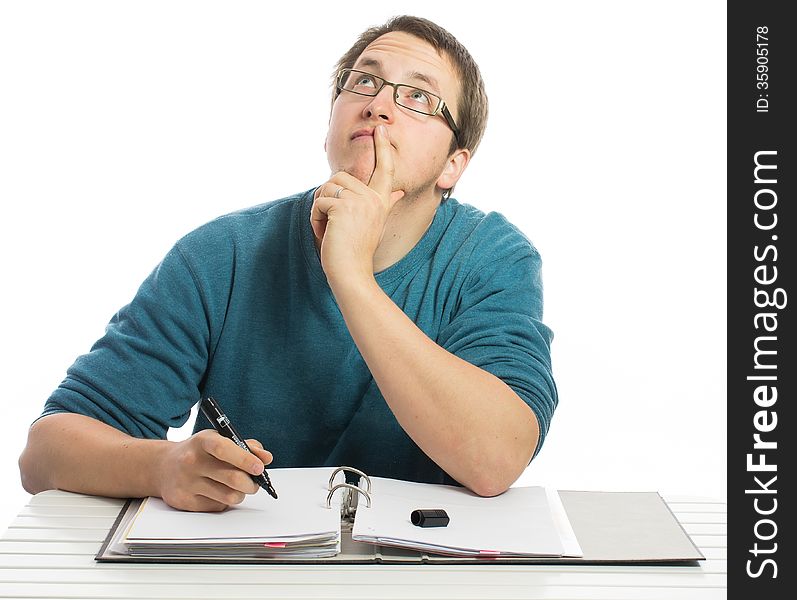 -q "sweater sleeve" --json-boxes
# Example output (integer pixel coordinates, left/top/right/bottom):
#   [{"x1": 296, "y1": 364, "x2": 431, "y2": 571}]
[
  {"x1": 436, "y1": 230, "x2": 558, "y2": 459},
  {"x1": 40, "y1": 242, "x2": 214, "y2": 439}
]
